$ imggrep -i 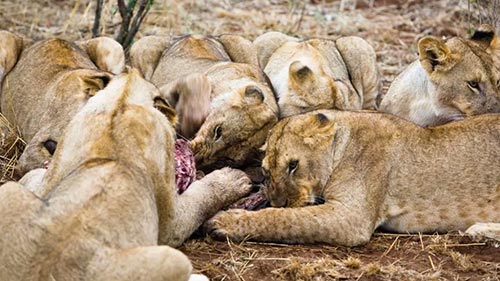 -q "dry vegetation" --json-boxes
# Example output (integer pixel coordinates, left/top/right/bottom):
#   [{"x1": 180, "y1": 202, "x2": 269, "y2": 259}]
[{"x1": 0, "y1": 0, "x2": 499, "y2": 280}]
